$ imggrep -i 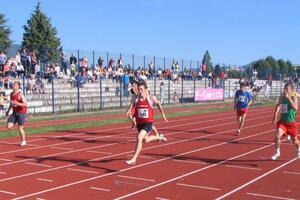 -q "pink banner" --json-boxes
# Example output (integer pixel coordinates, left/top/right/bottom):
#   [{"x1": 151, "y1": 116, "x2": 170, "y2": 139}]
[{"x1": 195, "y1": 88, "x2": 224, "y2": 101}]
